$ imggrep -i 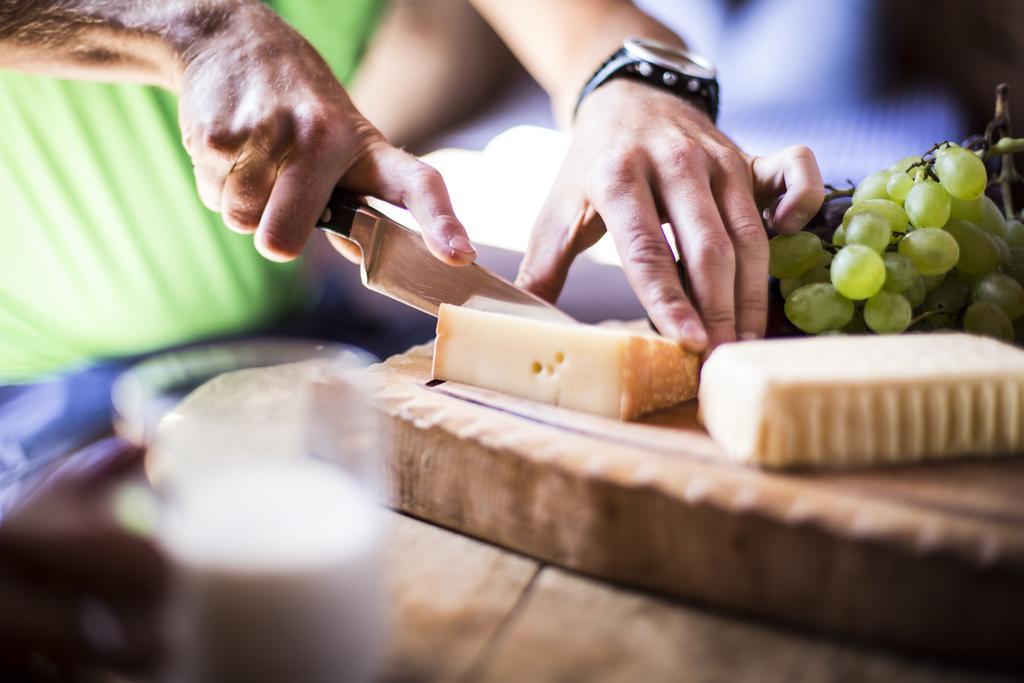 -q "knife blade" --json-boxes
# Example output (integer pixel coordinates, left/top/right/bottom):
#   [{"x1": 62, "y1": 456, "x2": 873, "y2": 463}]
[{"x1": 316, "y1": 188, "x2": 575, "y2": 324}]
